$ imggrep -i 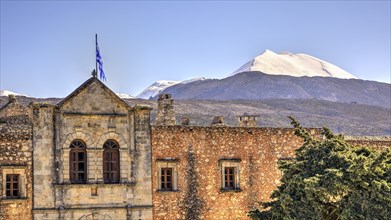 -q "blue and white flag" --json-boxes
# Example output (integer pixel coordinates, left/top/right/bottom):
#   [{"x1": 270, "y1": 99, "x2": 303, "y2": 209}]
[{"x1": 96, "y1": 43, "x2": 106, "y2": 81}]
